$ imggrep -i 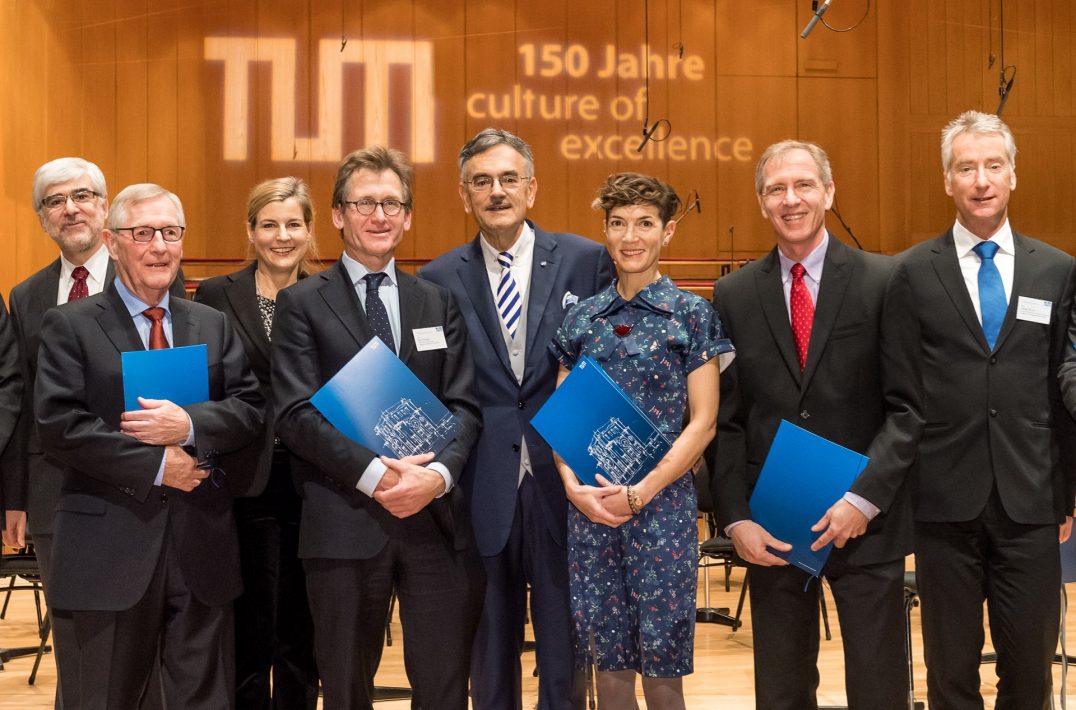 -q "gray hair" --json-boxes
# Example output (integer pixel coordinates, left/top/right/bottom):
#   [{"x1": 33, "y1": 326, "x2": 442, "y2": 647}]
[
  {"x1": 940, "y1": 110, "x2": 1017, "y2": 173},
  {"x1": 107, "y1": 184, "x2": 186, "y2": 230},
  {"x1": 754, "y1": 140, "x2": 833, "y2": 194},
  {"x1": 458, "y1": 128, "x2": 534, "y2": 179},
  {"x1": 32, "y1": 157, "x2": 108, "y2": 211}
]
